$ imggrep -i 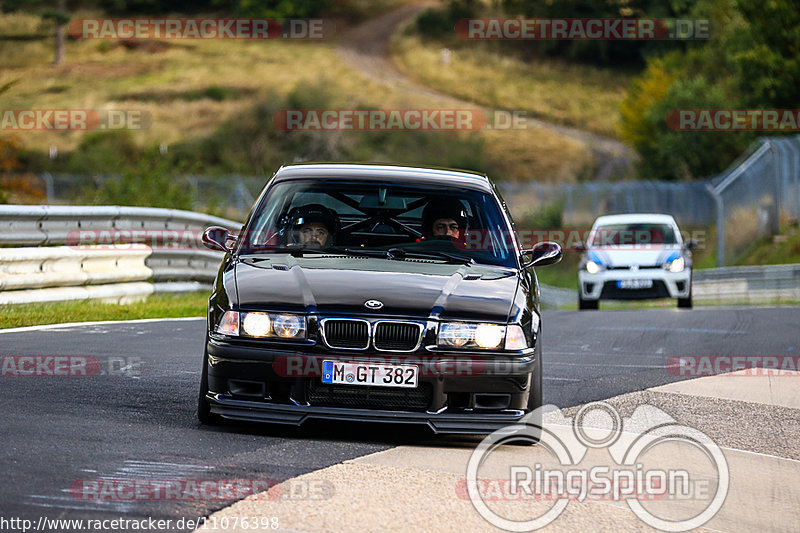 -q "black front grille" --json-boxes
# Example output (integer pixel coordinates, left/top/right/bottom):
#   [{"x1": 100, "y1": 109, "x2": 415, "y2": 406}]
[
  {"x1": 306, "y1": 380, "x2": 433, "y2": 411},
  {"x1": 323, "y1": 320, "x2": 369, "y2": 349},
  {"x1": 374, "y1": 322, "x2": 421, "y2": 351}
]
